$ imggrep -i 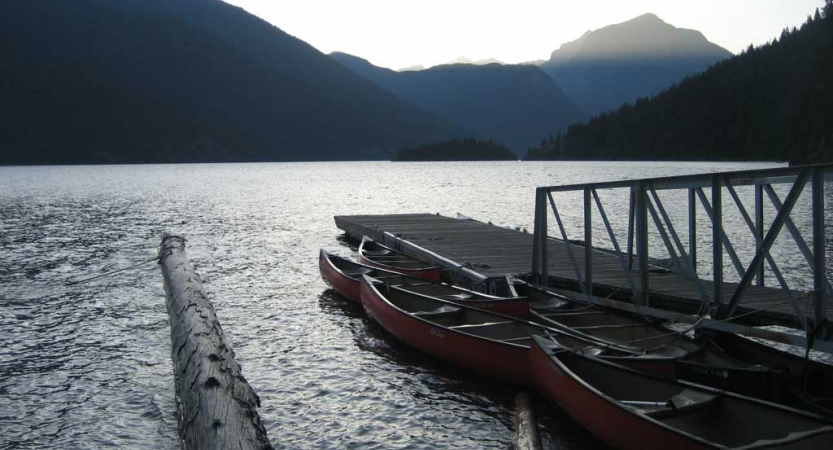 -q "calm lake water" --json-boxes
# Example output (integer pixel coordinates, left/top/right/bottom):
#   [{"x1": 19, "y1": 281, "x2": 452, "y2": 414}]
[{"x1": 0, "y1": 160, "x2": 812, "y2": 448}]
